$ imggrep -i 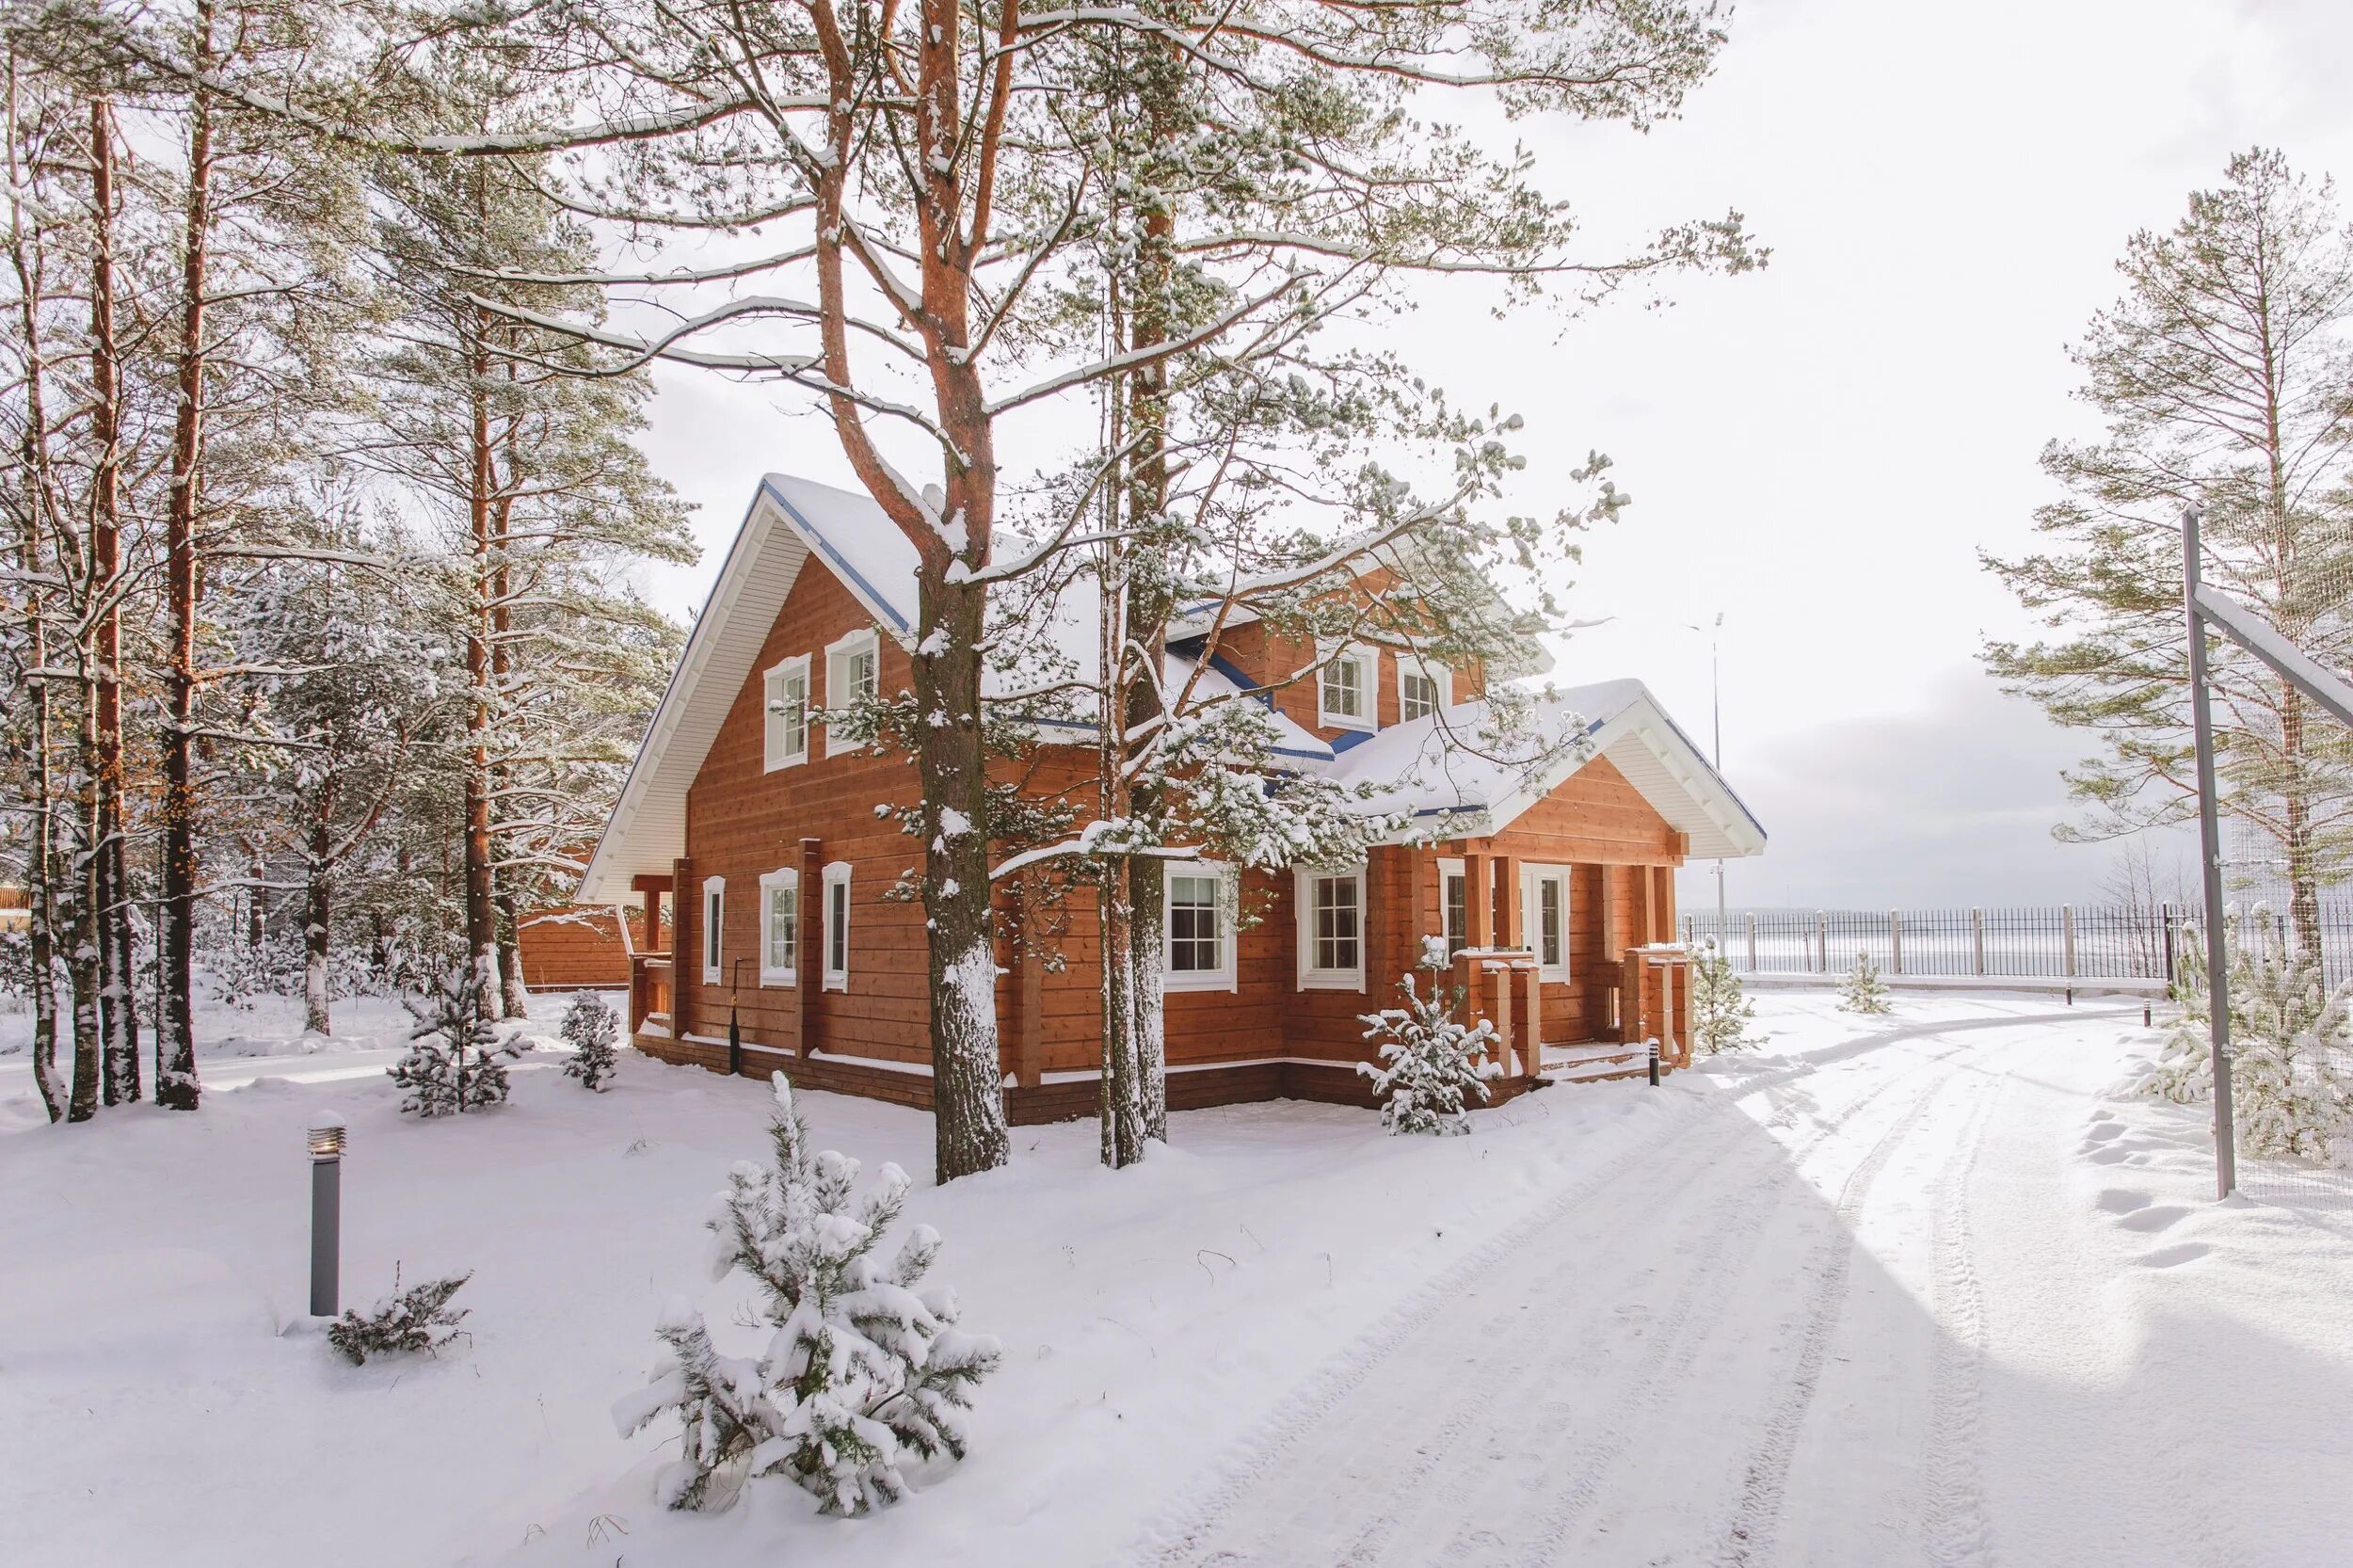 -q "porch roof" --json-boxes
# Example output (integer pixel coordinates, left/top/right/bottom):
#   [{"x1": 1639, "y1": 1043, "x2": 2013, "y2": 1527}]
[{"x1": 1319, "y1": 679, "x2": 1768, "y2": 860}]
